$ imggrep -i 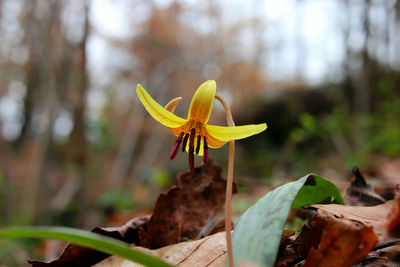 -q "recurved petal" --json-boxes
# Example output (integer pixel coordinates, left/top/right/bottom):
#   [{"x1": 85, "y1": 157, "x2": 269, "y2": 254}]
[
  {"x1": 169, "y1": 125, "x2": 186, "y2": 137},
  {"x1": 205, "y1": 123, "x2": 267, "y2": 142},
  {"x1": 165, "y1": 97, "x2": 182, "y2": 112},
  {"x1": 205, "y1": 133, "x2": 227, "y2": 148},
  {"x1": 136, "y1": 84, "x2": 187, "y2": 128},
  {"x1": 188, "y1": 80, "x2": 216, "y2": 123}
]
